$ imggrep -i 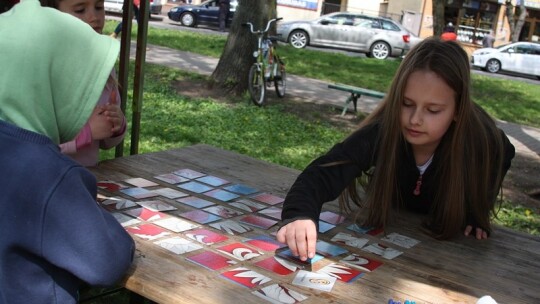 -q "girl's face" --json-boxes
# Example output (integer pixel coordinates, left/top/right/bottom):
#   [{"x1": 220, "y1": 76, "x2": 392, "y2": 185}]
[
  {"x1": 401, "y1": 70, "x2": 456, "y2": 157},
  {"x1": 58, "y1": 0, "x2": 105, "y2": 33}
]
